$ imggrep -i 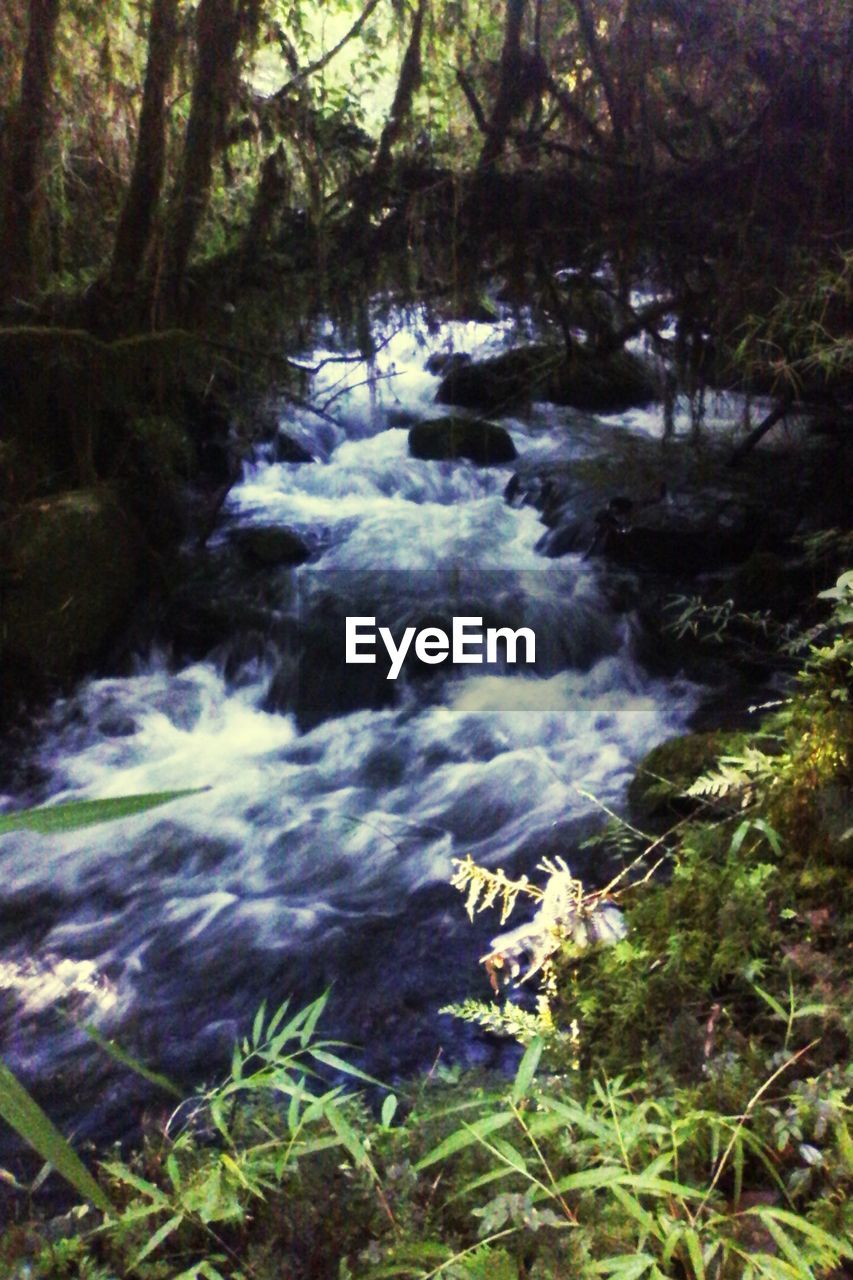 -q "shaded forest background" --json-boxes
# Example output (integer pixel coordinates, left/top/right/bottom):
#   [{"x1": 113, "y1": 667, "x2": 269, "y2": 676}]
[{"x1": 1, "y1": 0, "x2": 850, "y2": 462}]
